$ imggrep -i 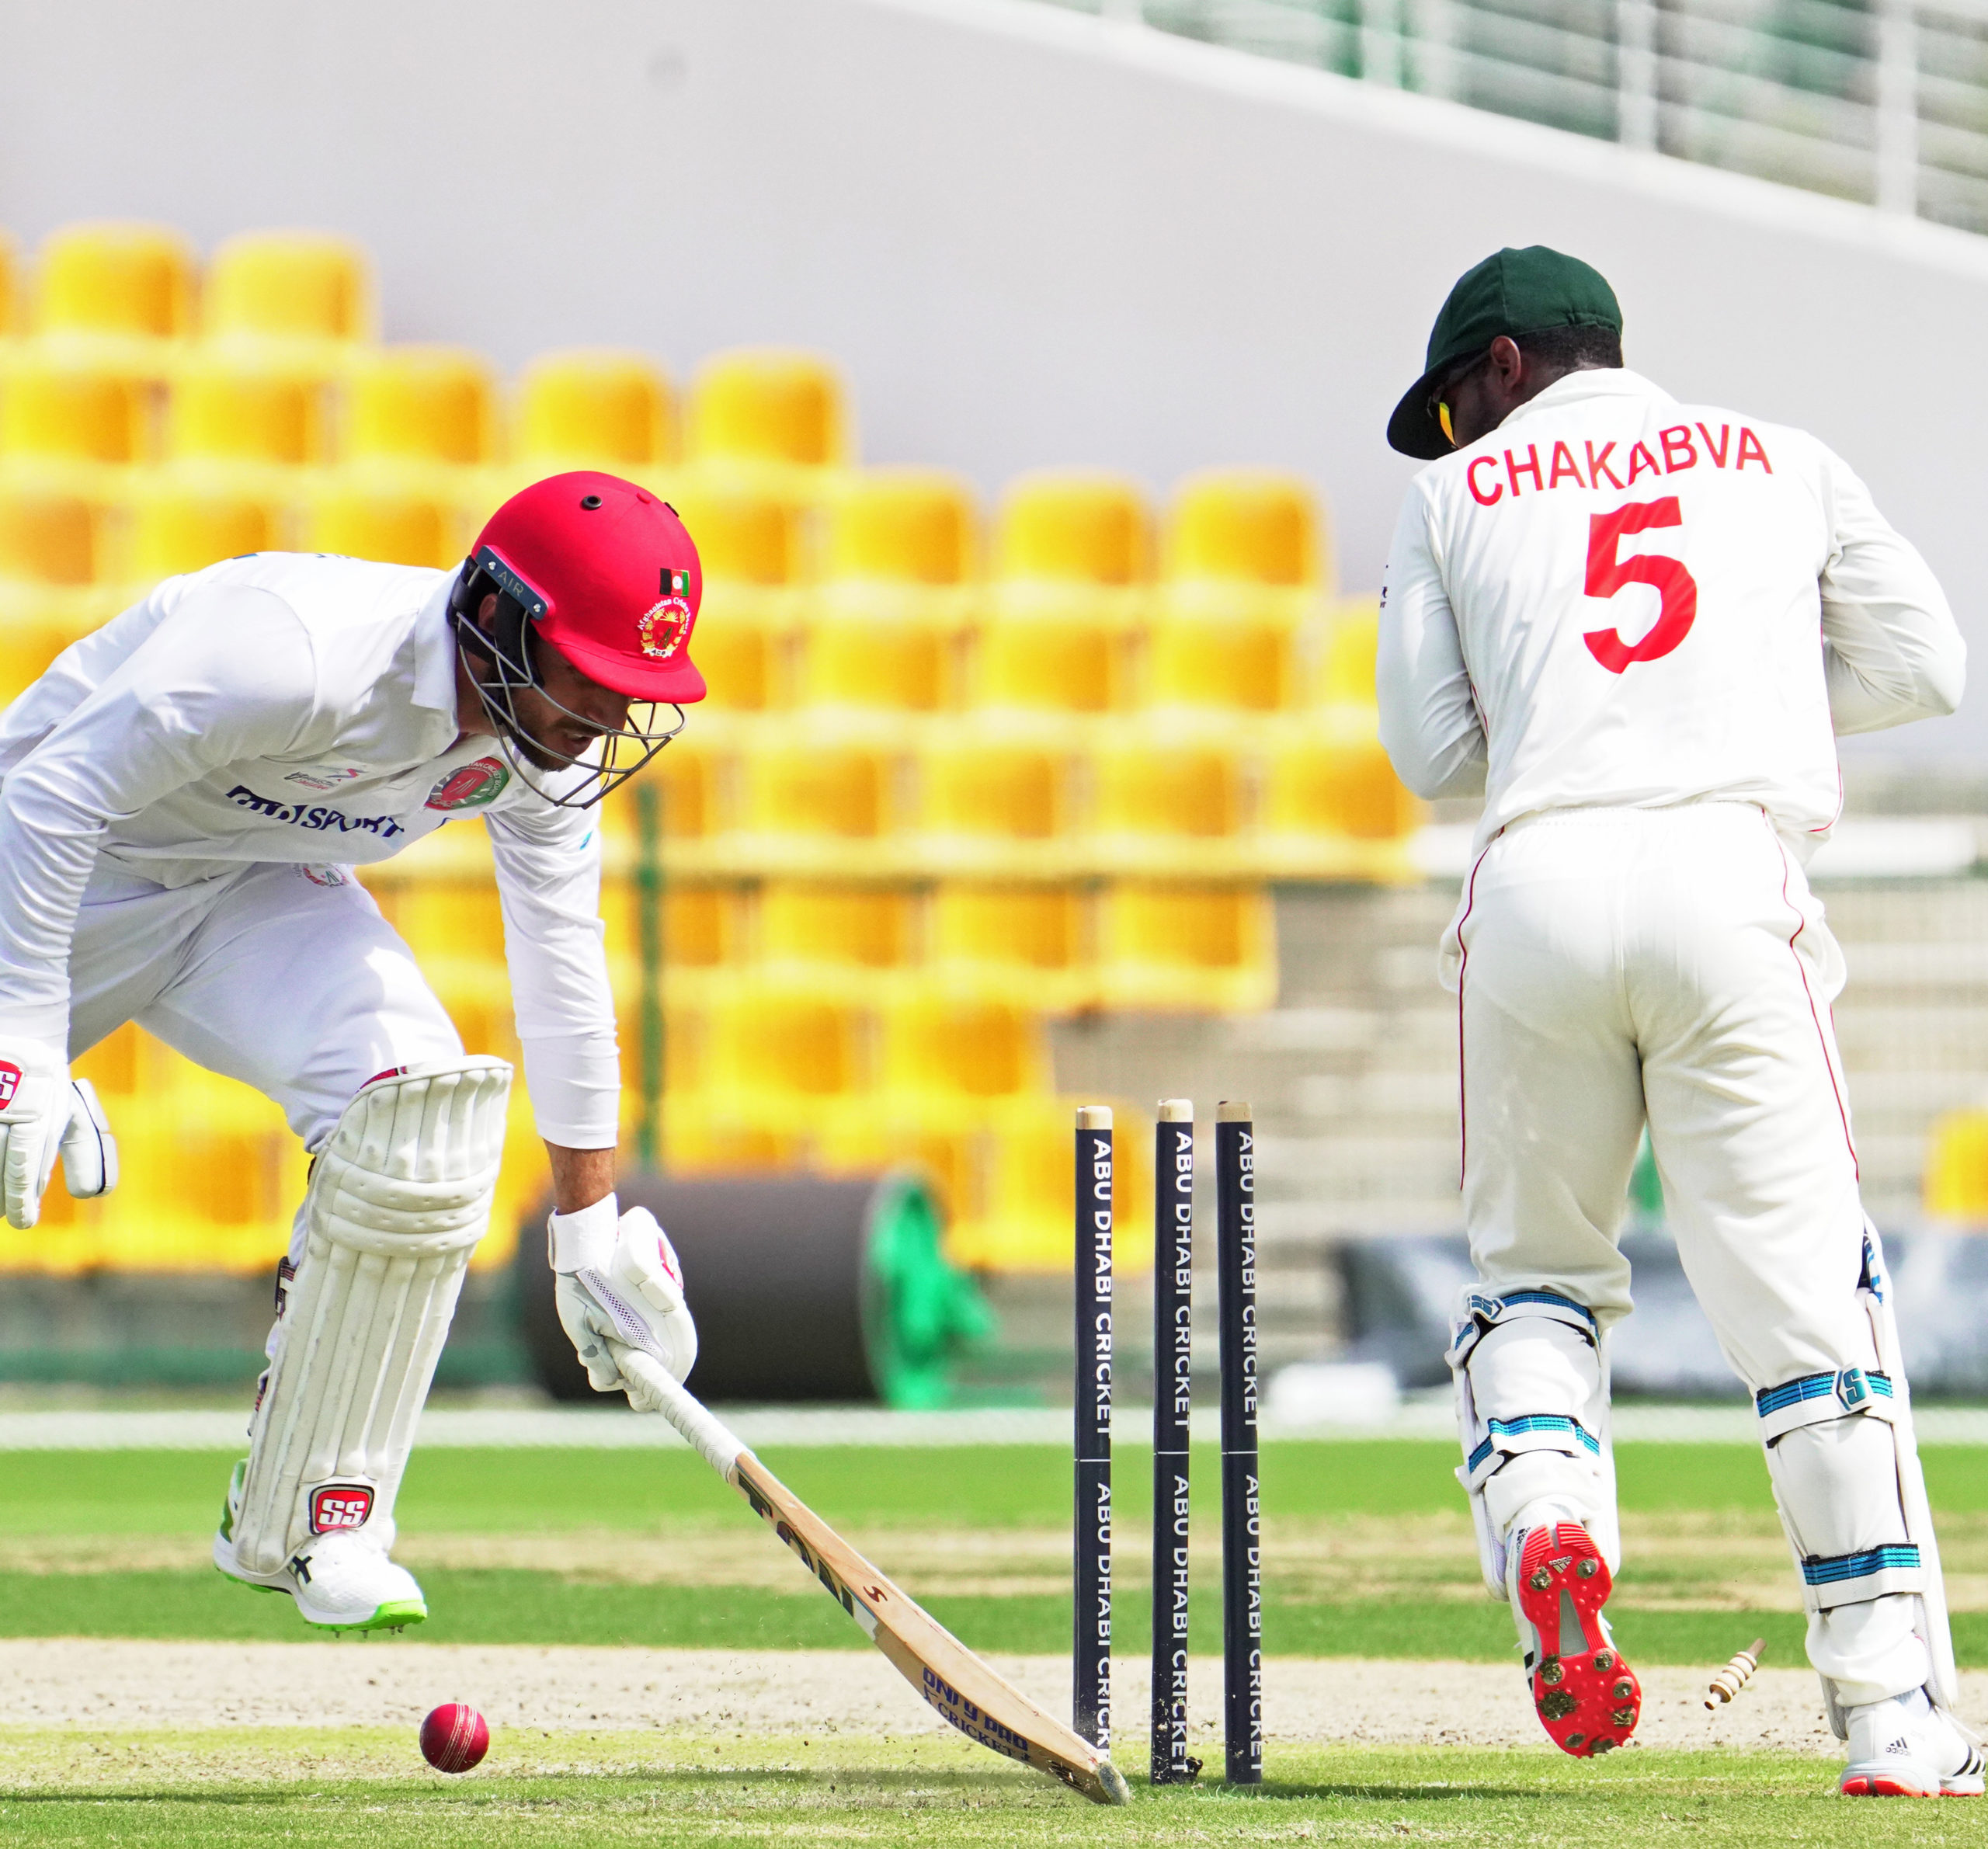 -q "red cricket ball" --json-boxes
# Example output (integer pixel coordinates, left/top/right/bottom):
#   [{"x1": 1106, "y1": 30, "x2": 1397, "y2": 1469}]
[{"x1": 419, "y1": 1702, "x2": 489, "y2": 1774}]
